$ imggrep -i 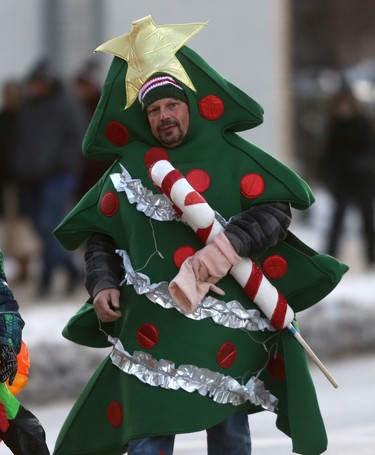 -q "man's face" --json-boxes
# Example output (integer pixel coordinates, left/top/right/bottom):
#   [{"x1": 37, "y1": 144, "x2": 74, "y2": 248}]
[{"x1": 146, "y1": 98, "x2": 189, "y2": 148}]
